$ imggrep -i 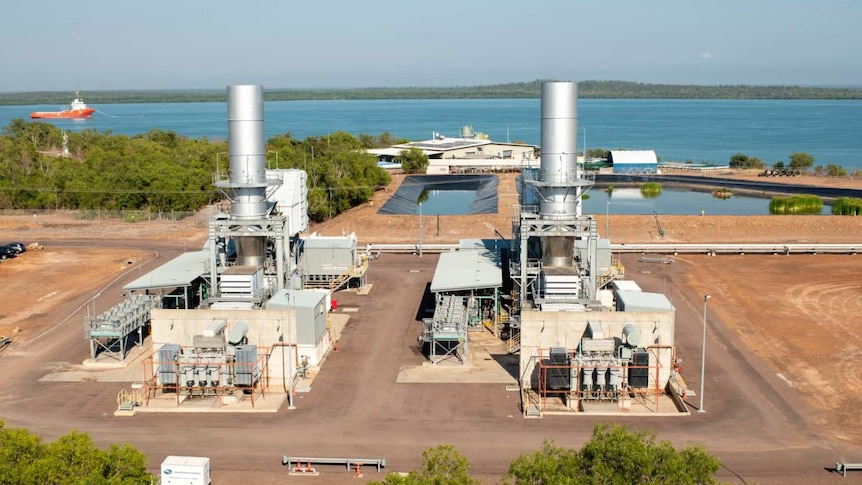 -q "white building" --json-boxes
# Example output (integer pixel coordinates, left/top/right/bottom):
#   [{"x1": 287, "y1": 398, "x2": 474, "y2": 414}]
[{"x1": 367, "y1": 129, "x2": 538, "y2": 174}]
